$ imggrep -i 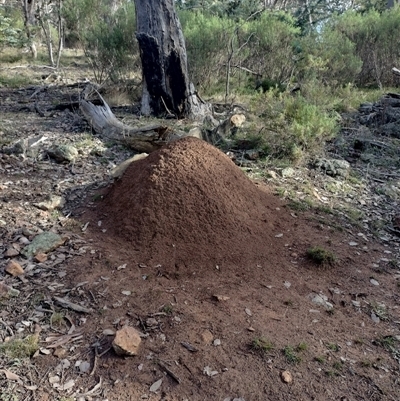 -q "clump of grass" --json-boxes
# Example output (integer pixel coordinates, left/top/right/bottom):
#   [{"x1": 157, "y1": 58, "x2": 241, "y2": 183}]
[
  {"x1": 0, "y1": 334, "x2": 39, "y2": 358},
  {"x1": 326, "y1": 342, "x2": 340, "y2": 352},
  {"x1": 250, "y1": 337, "x2": 274, "y2": 354},
  {"x1": 283, "y1": 345, "x2": 302, "y2": 364},
  {"x1": 314, "y1": 355, "x2": 325, "y2": 364},
  {"x1": 296, "y1": 342, "x2": 308, "y2": 352},
  {"x1": 161, "y1": 304, "x2": 173, "y2": 315},
  {"x1": 307, "y1": 246, "x2": 336, "y2": 266},
  {"x1": 332, "y1": 361, "x2": 343, "y2": 371},
  {"x1": 50, "y1": 312, "x2": 65, "y2": 328},
  {"x1": 375, "y1": 335, "x2": 397, "y2": 351},
  {"x1": 370, "y1": 302, "x2": 389, "y2": 321}
]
